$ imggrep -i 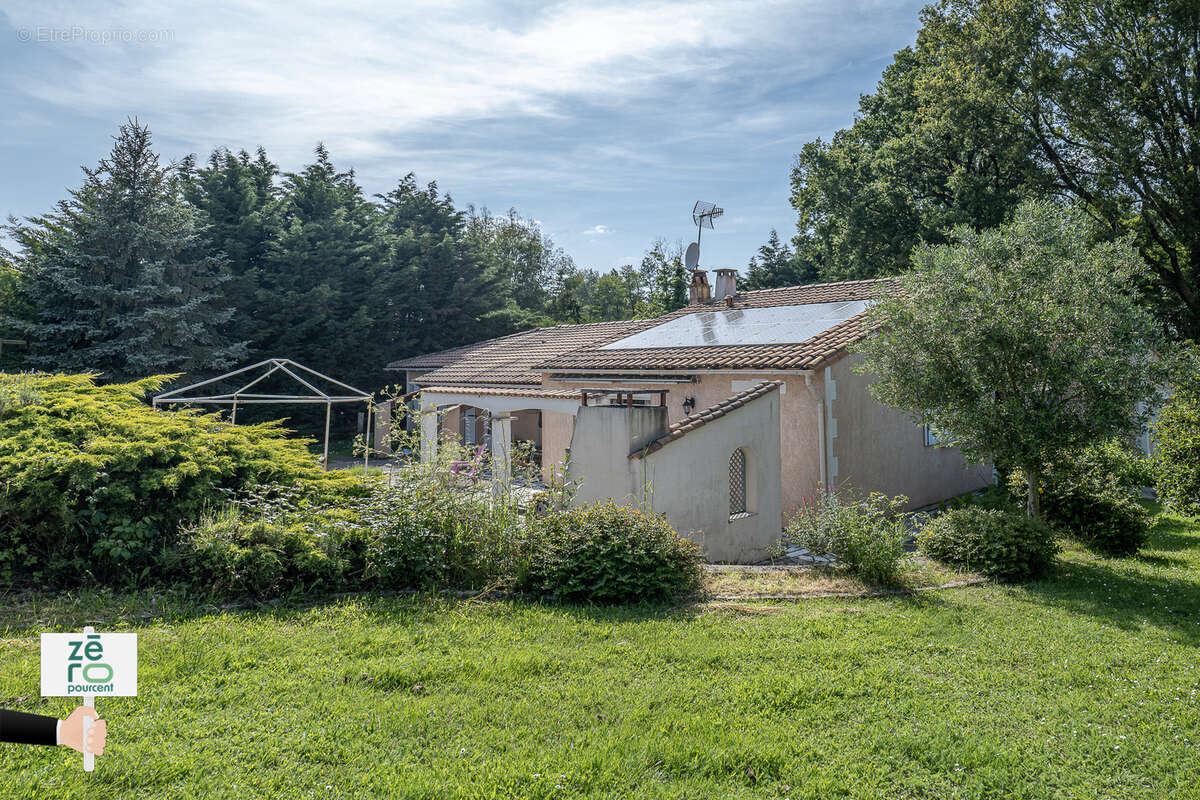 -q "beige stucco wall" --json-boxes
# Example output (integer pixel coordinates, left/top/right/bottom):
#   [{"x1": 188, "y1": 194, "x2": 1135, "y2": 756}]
[
  {"x1": 829, "y1": 353, "x2": 993, "y2": 507},
  {"x1": 567, "y1": 391, "x2": 783, "y2": 563},
  {"x1": 540, "y1": 374, "x2": 821, "y2": 524}
]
